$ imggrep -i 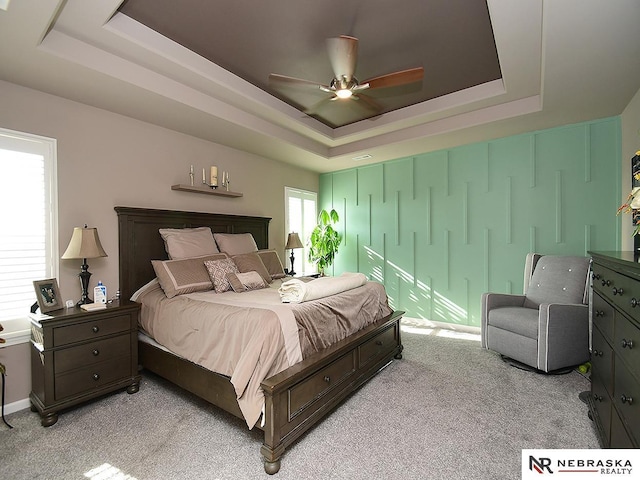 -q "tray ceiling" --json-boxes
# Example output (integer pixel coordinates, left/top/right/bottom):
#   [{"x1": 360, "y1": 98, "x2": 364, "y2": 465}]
[{"x1": 1, "y1": 0, "x2": 639, "y2": 173}]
